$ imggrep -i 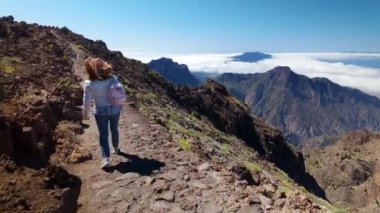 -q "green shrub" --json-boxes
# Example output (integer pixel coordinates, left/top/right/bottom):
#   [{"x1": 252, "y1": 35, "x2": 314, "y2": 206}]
[
  {"x1": 178, "y1": 138, "x2": 191, "y2": 151},
  {"x1": 136, "y1": 92, "x2": 157, "y2": 102},
  {"x1": 74, "y1": 44, "x2": 87, "y2": 51},
  {"x1": 123, "y1": 84, "x2": 136, "y2": 95},
  {"x1": 220, "y1": 143, "x2": 231, "y2": 155},
  {"x1": 60, "y1": 79, "x2": 72, "y2": 87},
  {"x1": 243, "y1": 161, "x2": 262, "y2": 172}
]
